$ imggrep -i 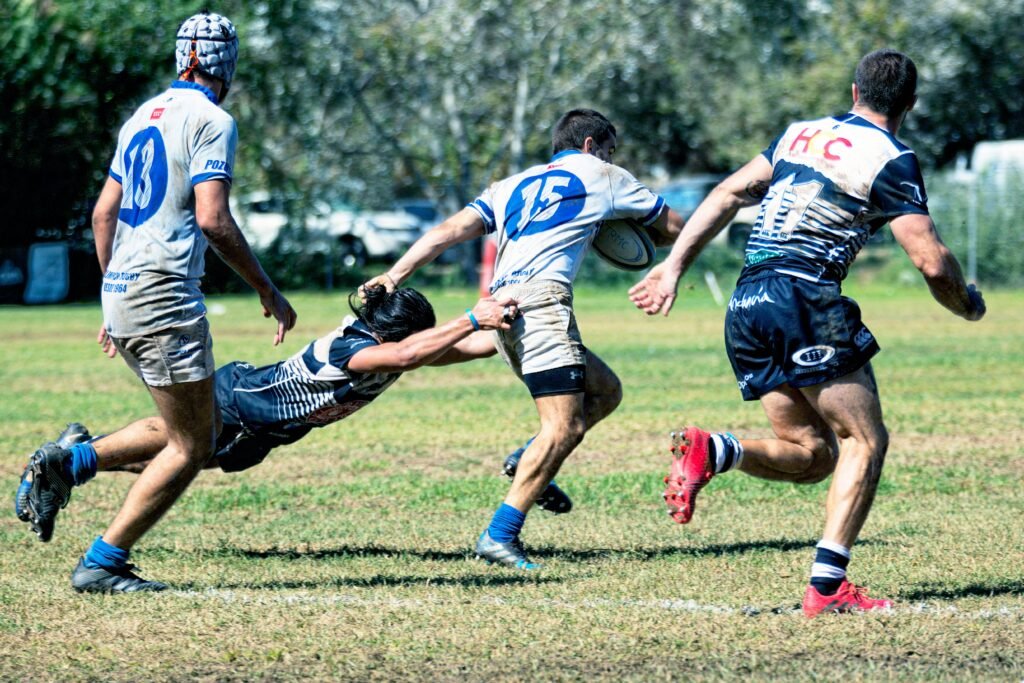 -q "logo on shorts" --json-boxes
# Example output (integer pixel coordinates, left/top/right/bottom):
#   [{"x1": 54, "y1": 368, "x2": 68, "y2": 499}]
[
  {"x1": 168, "y1": 334, "x2": 197, "y2": 359},
  {"x1": 791, "y1": 345, "x2": 836, "y2": 367},
  {"x1": 728, "y1": 287, "x2": 775, "y2": 311},
  {"x1": 569, "y1": 369, "x2": 584, "y2": 381},
  {"x1": 737, "y1": 373, "x2": 754, "y2": 390},
  {"x1": 854, "y1": 328, "x2": 874, "y2": 348}
]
